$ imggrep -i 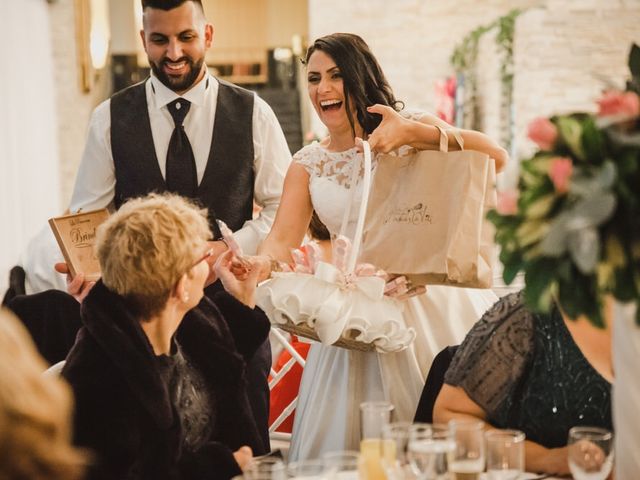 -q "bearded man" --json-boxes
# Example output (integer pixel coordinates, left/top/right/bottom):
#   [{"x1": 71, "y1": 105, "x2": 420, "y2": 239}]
[{"x1": 66, "y1": 0, "x2": 290, "y2": 452}]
